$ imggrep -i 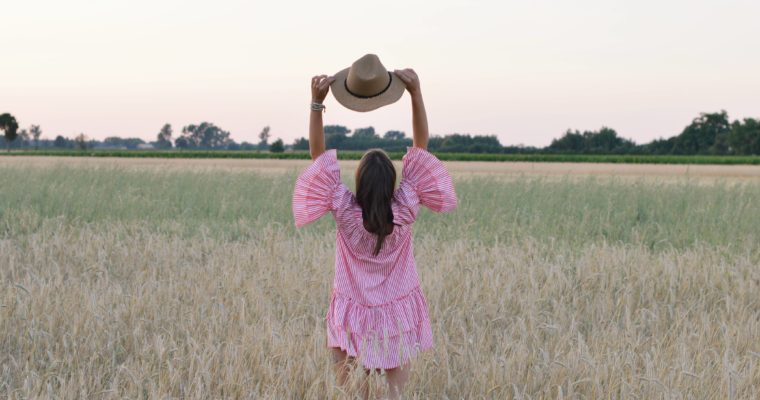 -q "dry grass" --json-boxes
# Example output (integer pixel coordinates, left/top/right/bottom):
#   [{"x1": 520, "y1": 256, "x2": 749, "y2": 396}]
[
  {"x1": 1, "y1": 158, "x2": 760, "y2": 399},
  {"x1": 3, "y1": 155, "x2": 760, "y2": 180}
]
